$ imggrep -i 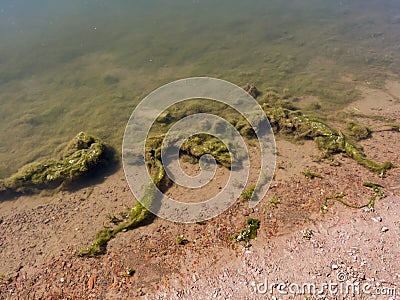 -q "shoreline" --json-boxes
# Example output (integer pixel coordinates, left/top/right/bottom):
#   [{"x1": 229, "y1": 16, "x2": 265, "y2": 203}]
[{"x1": 1, "y1": 82, "x2": 400, "y2": 299}]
